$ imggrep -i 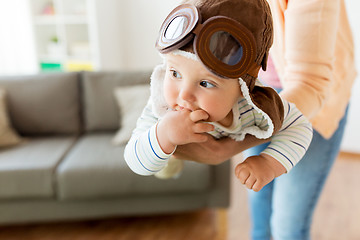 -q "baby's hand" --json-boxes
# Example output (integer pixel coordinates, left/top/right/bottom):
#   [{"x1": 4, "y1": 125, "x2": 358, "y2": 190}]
[
  {"x1": 157, "y1": 109, "x2": 214, "y2": 153},
  {"x1": 235, "y1": 154, "x2": 286, "y2": 192}
]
